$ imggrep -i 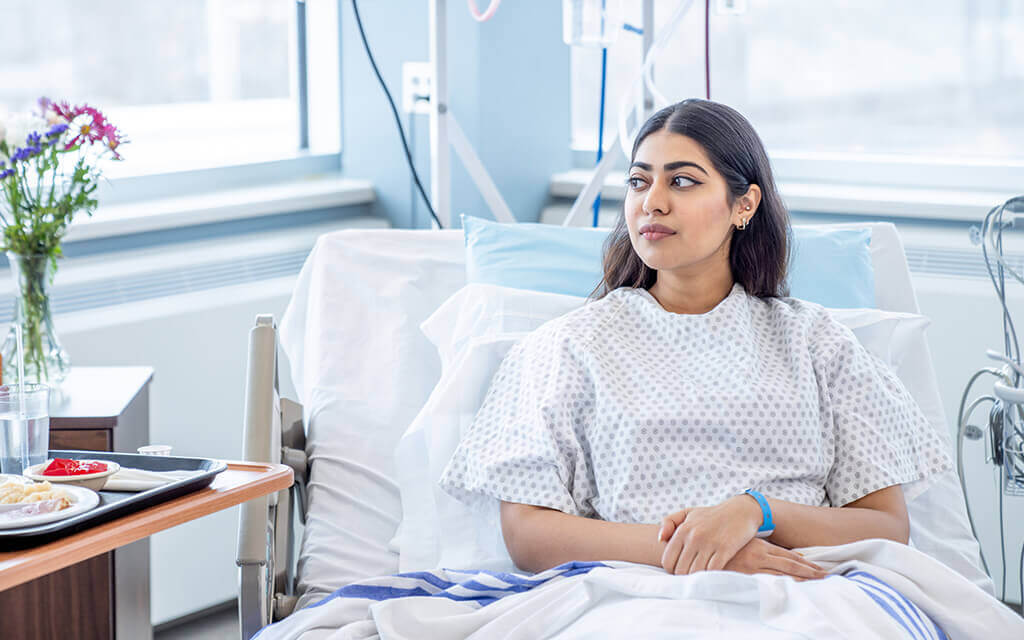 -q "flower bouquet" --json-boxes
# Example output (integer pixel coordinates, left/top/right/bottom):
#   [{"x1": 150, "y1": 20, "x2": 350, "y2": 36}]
[{"x1": 0, "y1": 98, "x2": 125, "y2": 384}]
